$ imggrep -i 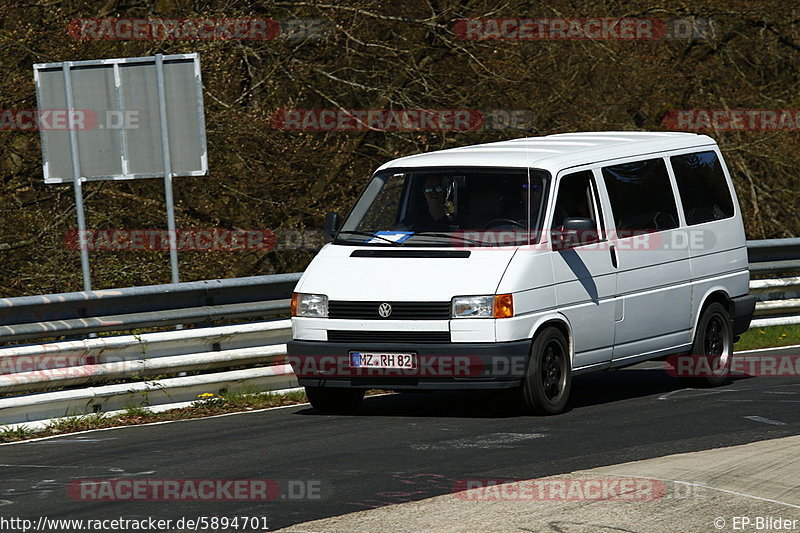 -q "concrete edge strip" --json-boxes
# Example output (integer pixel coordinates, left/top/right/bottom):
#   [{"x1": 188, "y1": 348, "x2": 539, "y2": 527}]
[{"x1": 573, "y1": 471, "x2": 800, "y2": 510}]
